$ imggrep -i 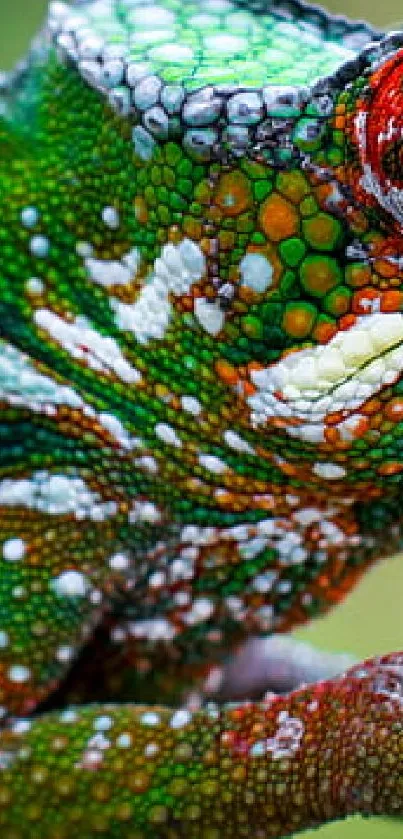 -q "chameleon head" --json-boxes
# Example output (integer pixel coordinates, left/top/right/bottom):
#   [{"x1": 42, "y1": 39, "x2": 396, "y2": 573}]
[{"x1": 198, "y1": 37, "x2": 403, "y2": 499}]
